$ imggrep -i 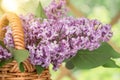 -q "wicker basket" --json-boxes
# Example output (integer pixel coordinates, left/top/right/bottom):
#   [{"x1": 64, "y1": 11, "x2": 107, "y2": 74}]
[{"x1": 0, "y1": 12, "x2": 51, "y2": 80}]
